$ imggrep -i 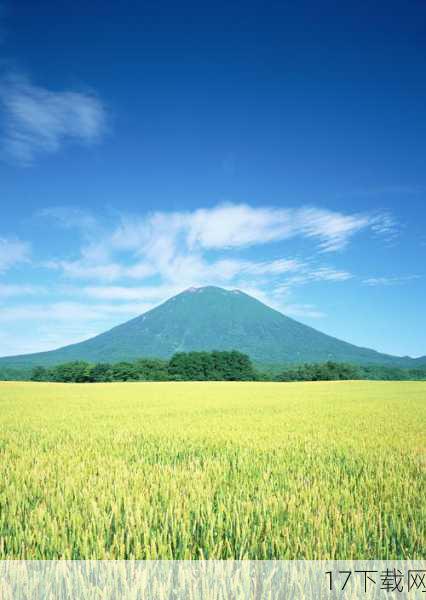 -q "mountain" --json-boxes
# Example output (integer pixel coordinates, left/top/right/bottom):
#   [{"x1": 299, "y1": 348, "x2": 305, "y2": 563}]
[{"x1": 0, "y1": 286, "x2": 424, "y2": 369}]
